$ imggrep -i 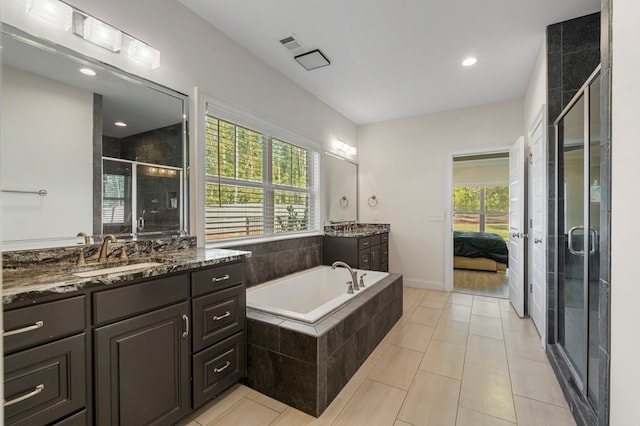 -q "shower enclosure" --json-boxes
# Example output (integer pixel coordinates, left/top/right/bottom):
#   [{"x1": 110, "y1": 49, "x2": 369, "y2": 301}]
[
  {"x1": 102, "y1": 158, "x2": 183, "y2": 236},
  {"x1": 554, "y1": 67, "x2": 601, "y2": 409}
]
